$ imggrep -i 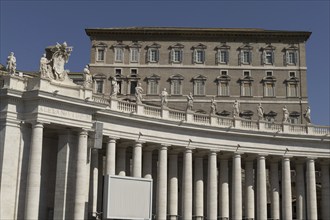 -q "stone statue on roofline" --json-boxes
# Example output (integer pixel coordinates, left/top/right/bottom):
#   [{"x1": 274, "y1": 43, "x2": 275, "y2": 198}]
[
  {"x1": 83, "y1": 64, "x2": 93, "y2": 89},
  {"x1": 42, "y1": 41, "x2": 73, "y2": 82},
  {"x1": 186, "y1": 92, "x2": 194, "y2": 111},
  {"x1": 282, "y1": 105, "x2": 290, "y2": 123},
  {"x1": 135, "y1": 82, "x2": 143, "y2": 104},
  {"x1": 257, "y1": 103, "x2": 264, "y2": 121},
  {"x1": 160, "y1": 88, "x2": 168, "y2": 108},
  {"x1": 233, "y1": 99, "x2": 240, "y2": 118},
  {"x1": 110, "y1": 76, "x2": 119, "y2": 98},
  {"x1": 39, "y1": 53, "x2": 52, "y2": 78},
  {"x1": 210, "y1": 97, "x2": 217, "y2": 115},
  {"x1": 303, "y1": 106, "x2": 311, "y2": 124},
  {"x1": 6, "y1": 52, "x2": 16, "y2": 74}
]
